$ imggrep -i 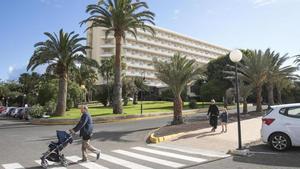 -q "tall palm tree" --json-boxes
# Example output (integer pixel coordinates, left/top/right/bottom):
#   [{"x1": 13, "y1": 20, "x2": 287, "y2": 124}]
[
  {"x1": 237, "y1": 49, "x2": 270, "y2": 112},
  {"x1": 275, "y1": 77, "x2": 294, "y2": 104},
  {"x1": 27, "y1": 29, "x2": 99, "y2": 116},
  {"x1": 154, "y1": 53, "x2": 203, "y2": 125},
  {"x1": 265, "y1": 49, "x2": 297, "y2": 107},
  {"x1": 81, "y1": 0, "x2": 155, "y2": 114},
  {"x1": 74, "y1": 65, "x2": 99, "y2": 102}
]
